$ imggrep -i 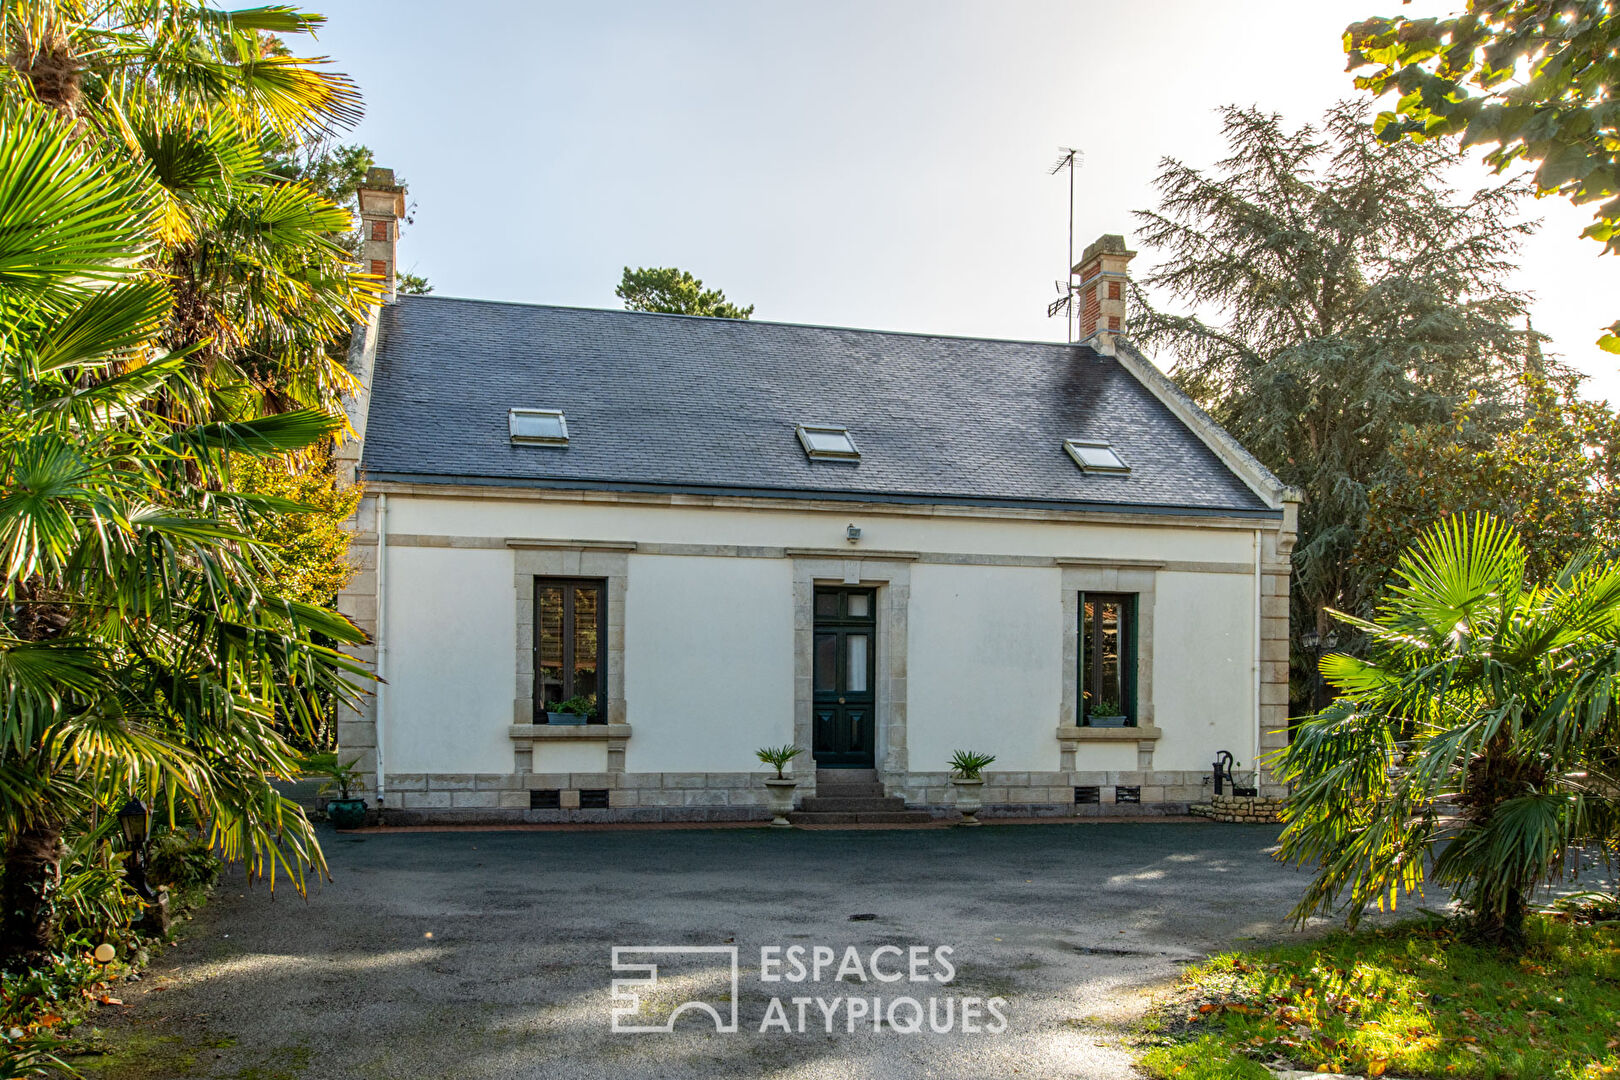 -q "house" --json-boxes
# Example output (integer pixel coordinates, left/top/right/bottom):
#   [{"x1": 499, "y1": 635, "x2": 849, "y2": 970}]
[{"x1": 334, "y1": 169, "x2": 1298, "y2": 823}]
